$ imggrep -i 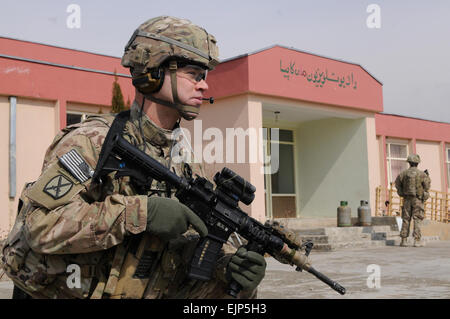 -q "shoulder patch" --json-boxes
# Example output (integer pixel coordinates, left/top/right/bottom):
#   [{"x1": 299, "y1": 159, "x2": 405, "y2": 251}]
[
  {"x1": 59, "y1": 149, "x2": 94, "y2": 183},
  {"x1": 43, "y1": 175, "x2": 73, "y2": 199}
]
